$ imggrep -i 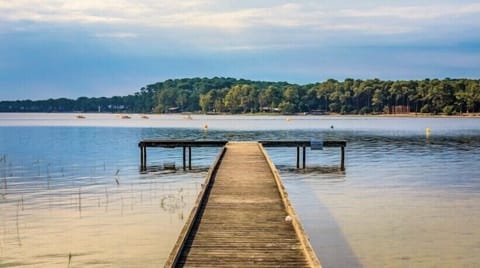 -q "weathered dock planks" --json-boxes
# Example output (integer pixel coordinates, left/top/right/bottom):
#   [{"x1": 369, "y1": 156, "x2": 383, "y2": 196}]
[{"x1": 165, "y1": 142, "x2": 321, "y2": 267}]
